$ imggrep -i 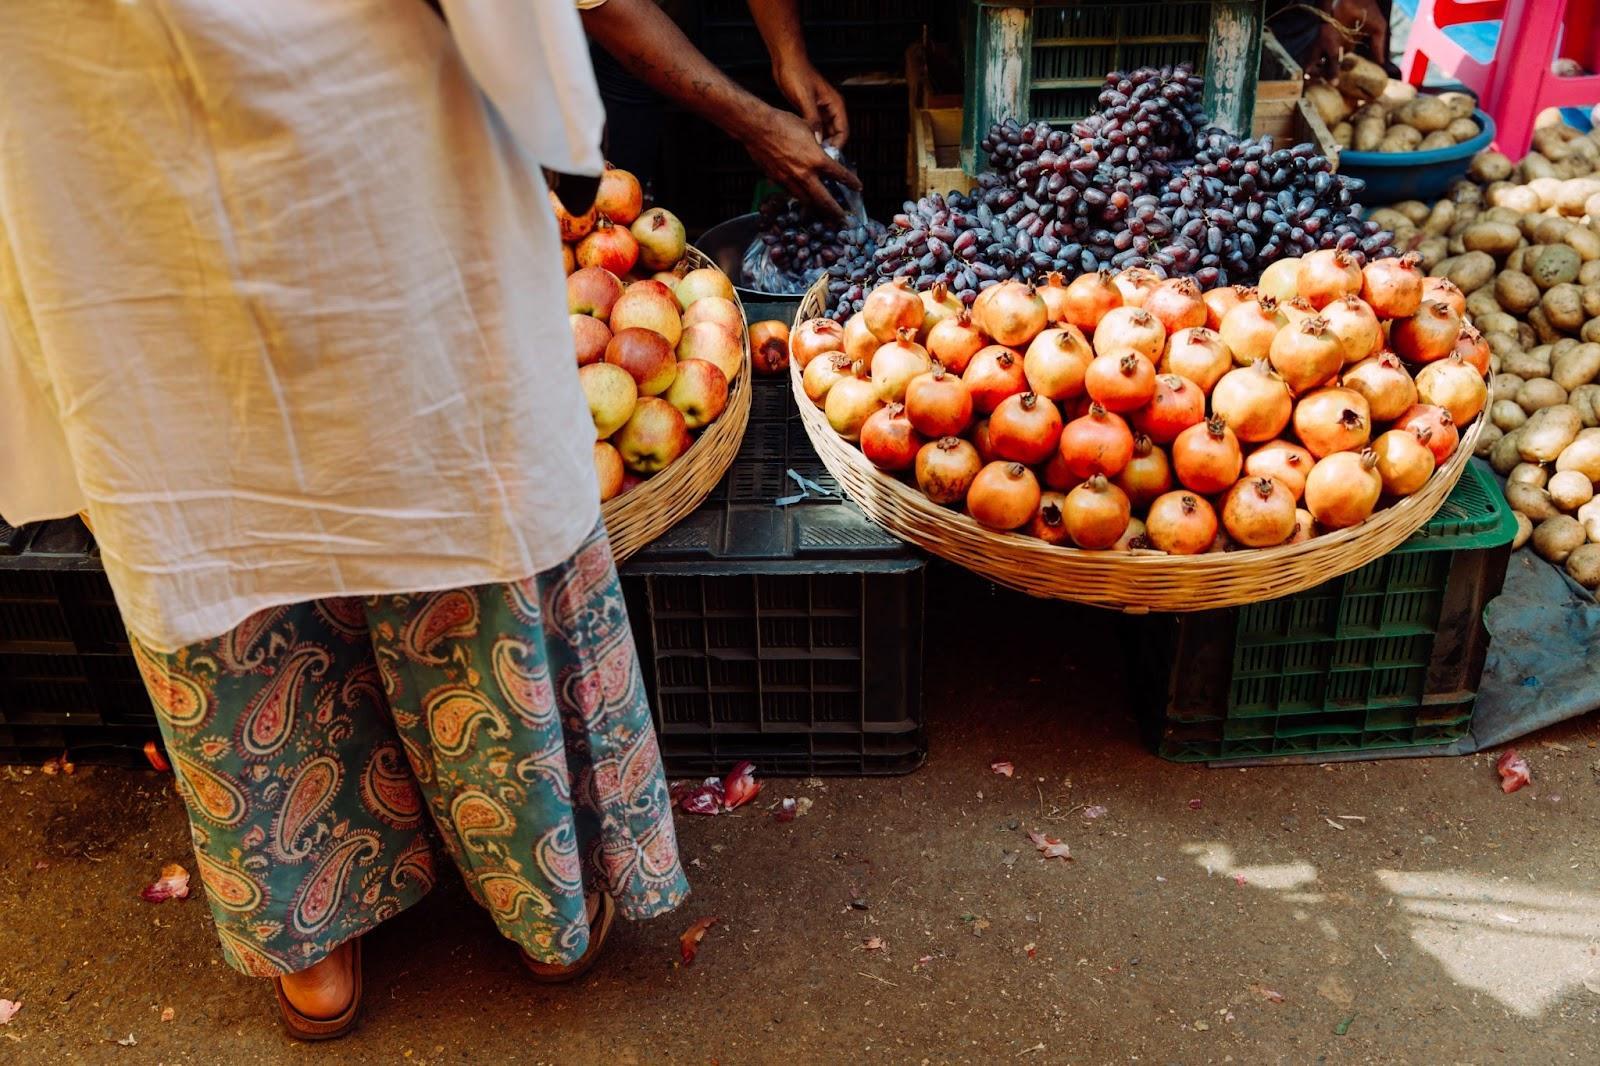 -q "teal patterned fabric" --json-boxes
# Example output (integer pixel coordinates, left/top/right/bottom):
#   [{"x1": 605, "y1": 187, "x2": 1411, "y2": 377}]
[{"x1": 132, "y1": 523, "x2": 687, "y2": 977}]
